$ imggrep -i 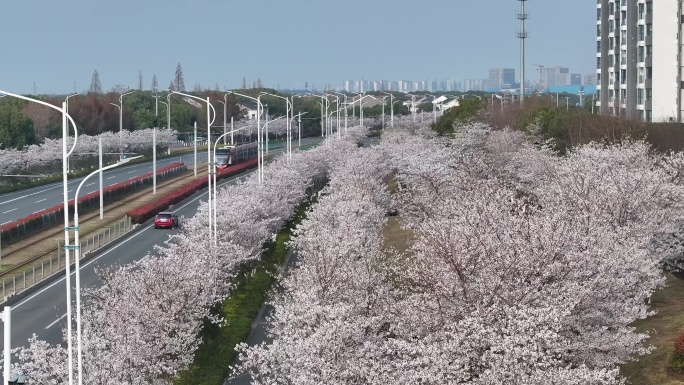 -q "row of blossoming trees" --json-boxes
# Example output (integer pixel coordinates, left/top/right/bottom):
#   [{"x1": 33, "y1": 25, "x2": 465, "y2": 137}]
[
  {"x1": 233, "y1": 123, "x2": 684, "y2": 384},
  {"x1": 0, "y1": 128, "x2": 177, "y2": 175},
  {"x1": 9, "y1": 127, "x2": 368, "y2": 383},
  {"x1": 10, "y1": 117, "x2": 684, "y2": 383}
]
